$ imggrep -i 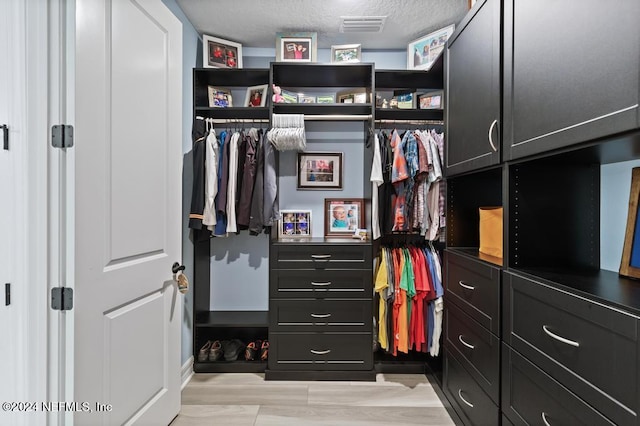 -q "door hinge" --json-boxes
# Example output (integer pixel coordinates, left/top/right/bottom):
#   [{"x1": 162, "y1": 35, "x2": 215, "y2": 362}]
[
  {"x1": 1, "y1": 124, "x2": 8, "y2": 150},
  {"x1": 5, "y1": 283, "x2": 9, "y2": 306},
  {"x1": 51, "y1": 287, "x2": 73, "y2": 311},
  {"x1": 51, "y1": 124, "x2": 74, "y2": 148}
]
